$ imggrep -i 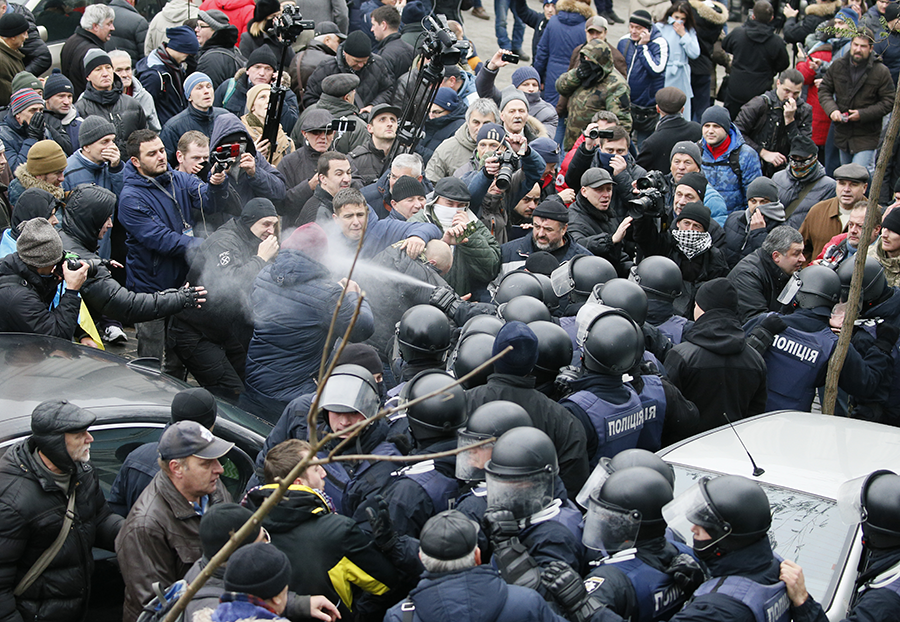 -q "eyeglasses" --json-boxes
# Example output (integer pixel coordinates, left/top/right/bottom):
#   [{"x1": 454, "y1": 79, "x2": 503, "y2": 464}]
[{"x1": 306, "y1": 129, "x2": 335, "y2": 136}]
